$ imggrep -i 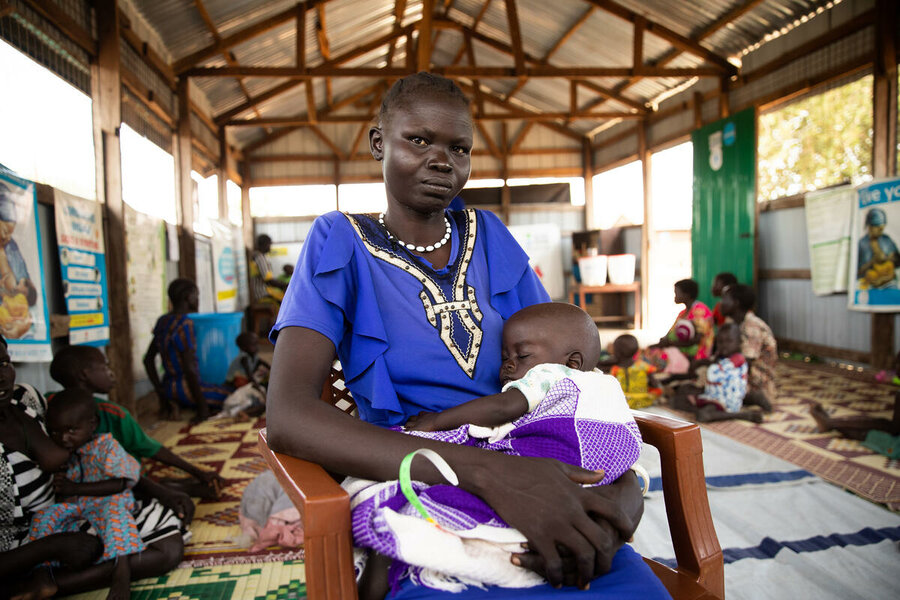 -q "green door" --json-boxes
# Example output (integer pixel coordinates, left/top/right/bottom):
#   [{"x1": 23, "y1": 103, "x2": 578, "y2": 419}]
[{"x1": 691, "y1": 108, "x2": 756, "y2": 307}]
